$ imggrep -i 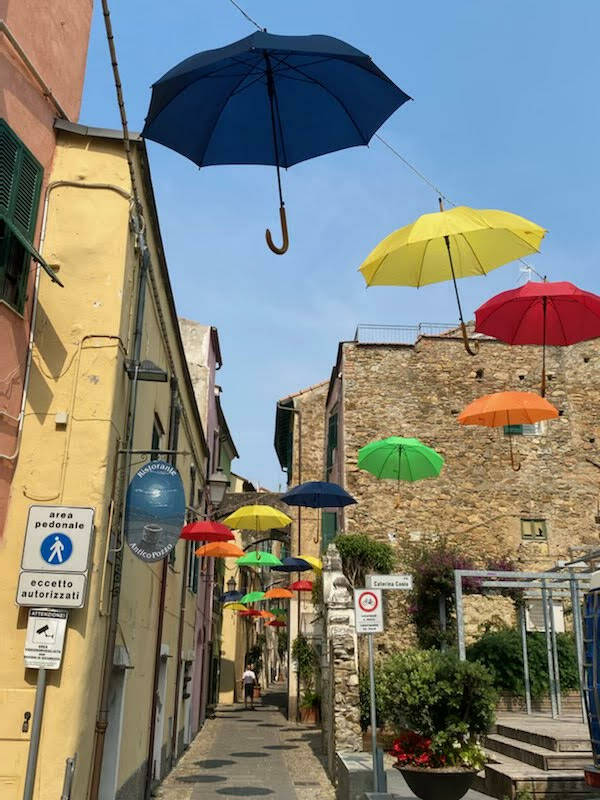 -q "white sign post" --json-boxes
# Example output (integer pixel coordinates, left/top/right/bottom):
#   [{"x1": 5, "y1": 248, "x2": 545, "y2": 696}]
[
  {"x1": 17, "y1": 505, "x2": 94, "y2": 608},
  {"x1": 354, "y1": 589, "x2": 384, "y2": 792},
  {"x1": 24, "y1": 608, "x2": 68, "y2": 670}
]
